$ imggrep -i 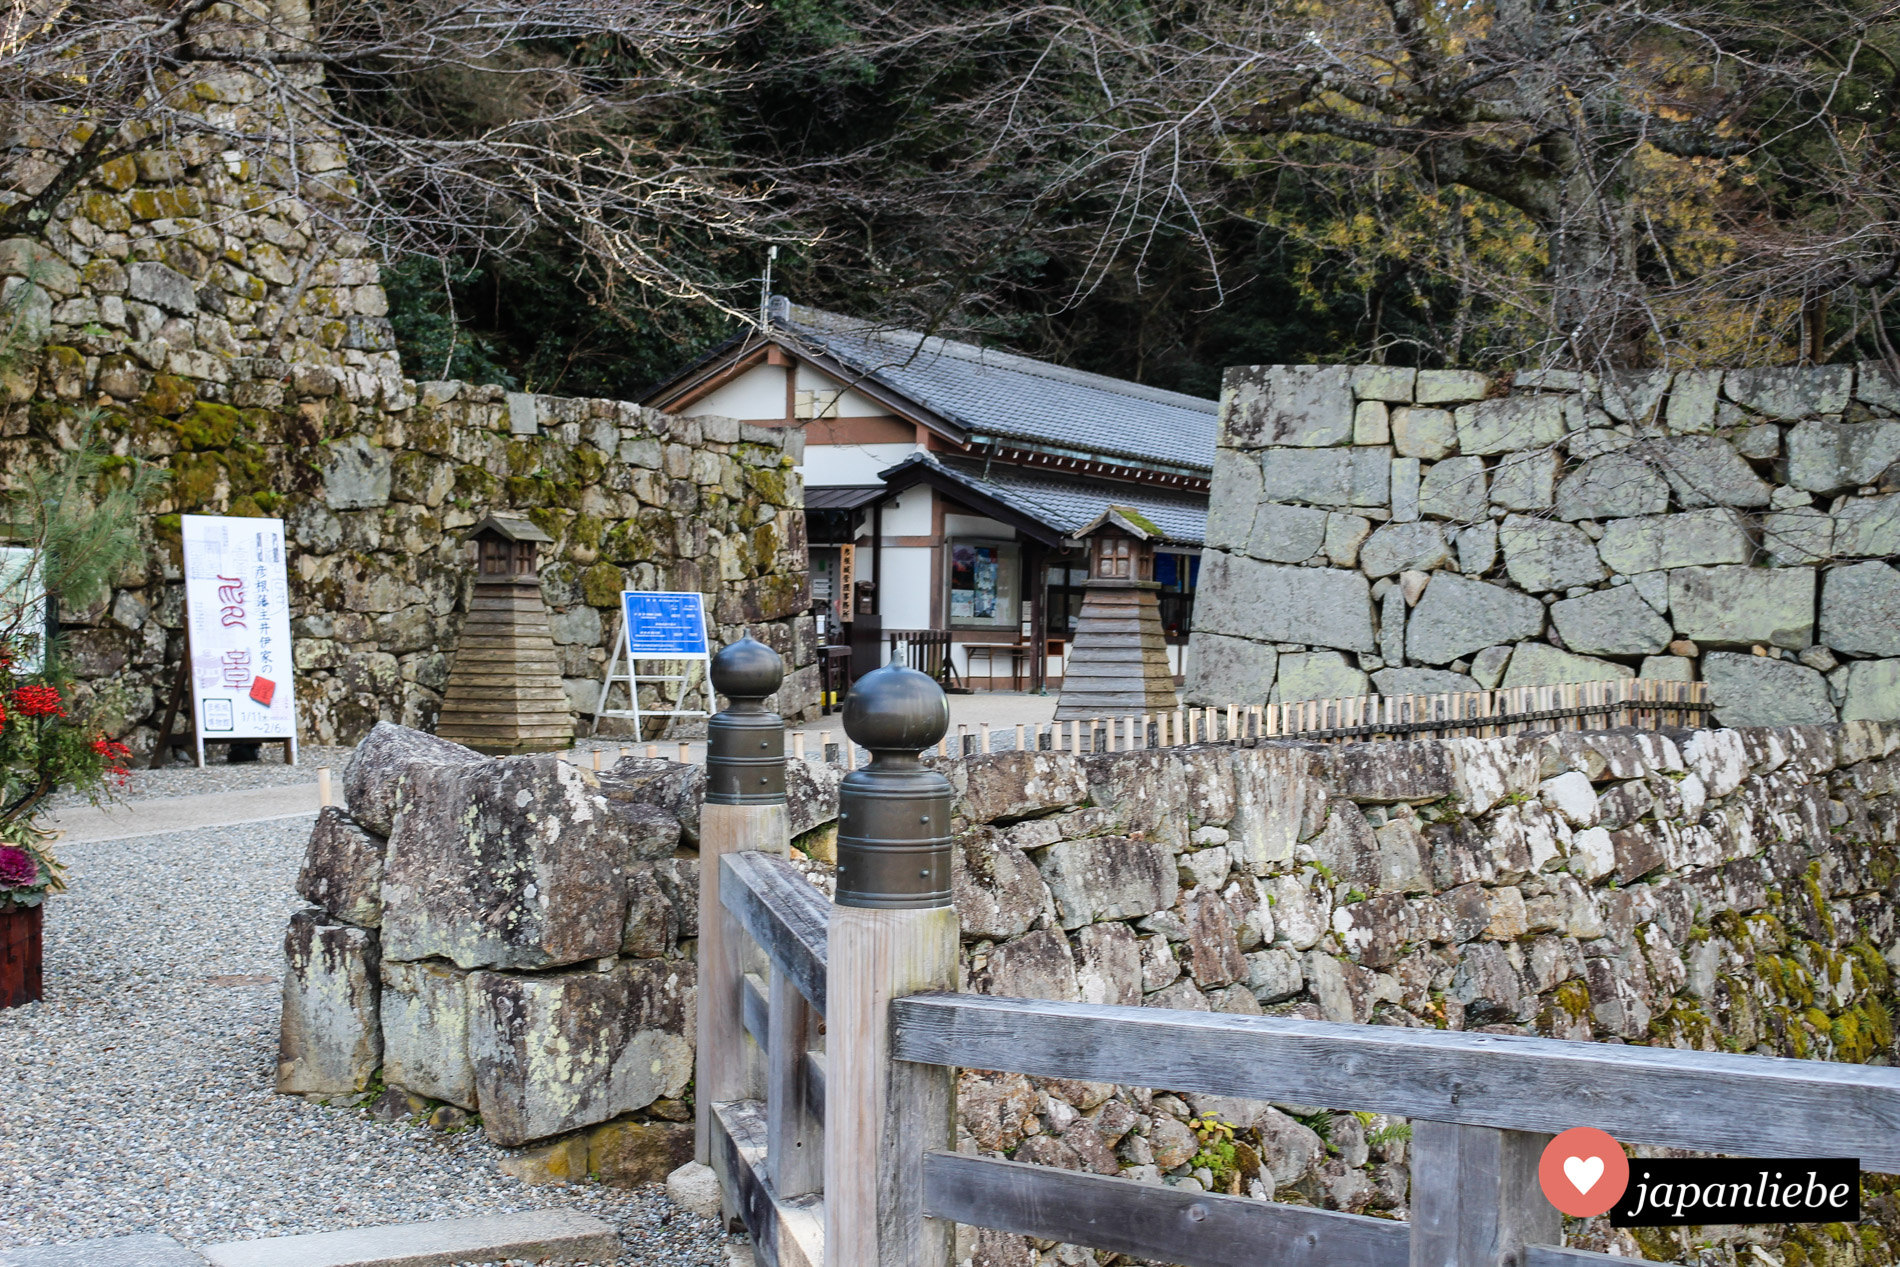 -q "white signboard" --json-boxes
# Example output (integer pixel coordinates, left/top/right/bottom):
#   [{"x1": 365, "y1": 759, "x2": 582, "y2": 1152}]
[
  {"x1": 0, "y1": 547, "x2": 46, "y2": 672},
  {"x1": 181, "y1": 515, "x2": 298, "y2": 763}
]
